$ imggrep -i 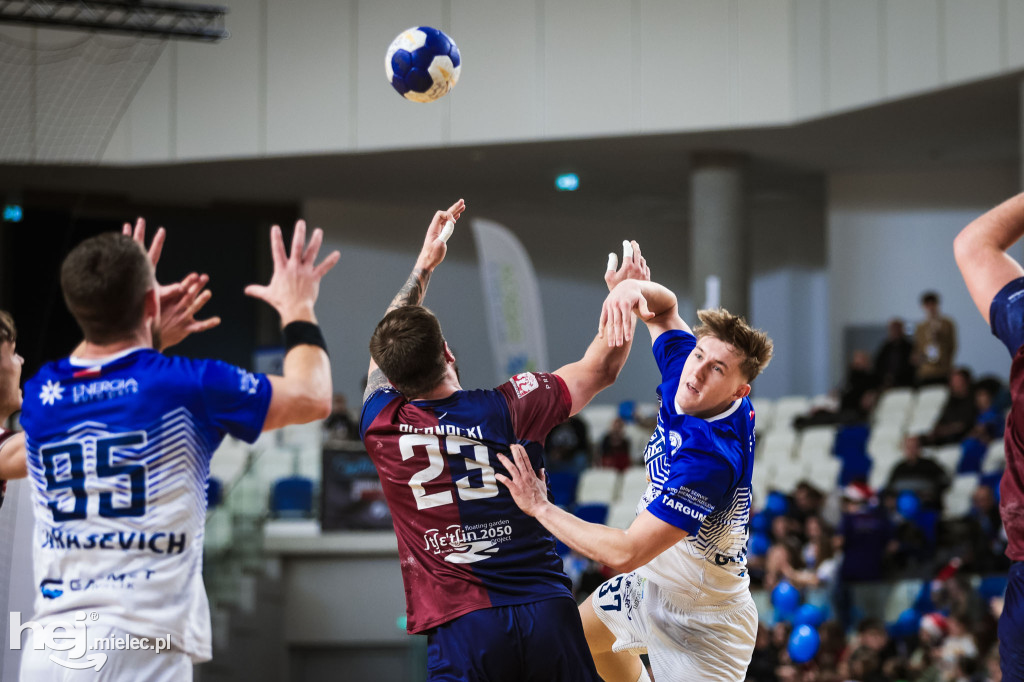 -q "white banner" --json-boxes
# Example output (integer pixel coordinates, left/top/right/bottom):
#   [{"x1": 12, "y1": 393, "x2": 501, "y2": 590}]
[{"x1": 471, "y1": 218, "x2": 549, "y2": 385}]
